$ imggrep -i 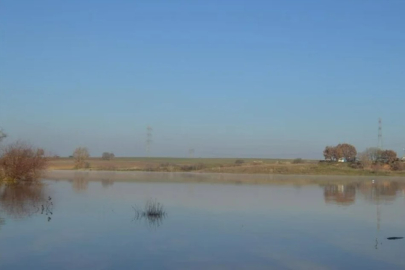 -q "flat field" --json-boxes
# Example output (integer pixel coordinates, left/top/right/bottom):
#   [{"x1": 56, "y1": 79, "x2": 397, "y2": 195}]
[{"x1": 47, "y1": 157, "x2": 405, "y2": 176}]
